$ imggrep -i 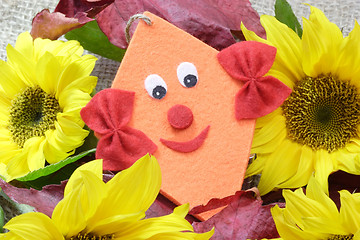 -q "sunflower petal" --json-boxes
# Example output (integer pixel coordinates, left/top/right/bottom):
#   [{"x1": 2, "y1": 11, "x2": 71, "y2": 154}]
[
  {"x1": 14, "y1": 32, "x2": 34, "y2": 61},
  {"x1": 313, "y1": 149, "x2": 334, "y2": 194},
  {"x1": 336, "y1": 151, "x2": 360, "y2": 175},
  {"x1": 52, "y1": 170, "x2": 107, "y2": 237},
  {"x1": 0, "y1": 60, "x2": 26, "y2": 99},
  {"x1": 48, "y1": 115, "x2": 88, "y2": 153},
  {"x1": 339, "y1": 191, "x2": 360, "y2": 233},
  {"x1": 252, "y1": 114, "x2": 287, "y2": 152},
  {"x1": 302, "y1": 216, "x2": 347, "y2": 235},
  {"x1": 33, "y1": 38, "x2": 62, "y2": 61},
  {"x1": 260, "y1": 15, "x2": 304, "y2": 82},
  {"x1": 147, "y1": 231, "x2": 215, "y2": 240},
  {"x1": 345, "y1": 138, "x2": 360, "y2": 153},
  {"x1": 91, "y1": 154, "x2": 161, "y2": 220},
  {"x1": 53, "y1": 40, "x2": 84, "y2": 57},
  {"x1": 43, "y1": 129, "x2": 72, "y2": 164},
  {"x1": 334, "y1": 20, "x2": 360, "y2": 83},
  {"x1": 245, "y1": 154, "x2": 267, "y2": 177},
  {"x1": 241, "y1": 22, "x2": 268, "y2": 44},
  {"x1": 2, "y1": 212, "x2": 63, "y2": 240},
  {"x1": 58, "y1": 89, "x2": 92, "y2": 115},
  {"x1": 302, "y1": 6, "x2": 343, "y2": 76},
  {"x1": 51, "y1": 183, "x2": 87, "y2": 238},
  {"x1": 23, "y1": 136, "x2": 46, "y2": 172},
  {"x1": 5, "y1": 150, "x2": 30, "y2": 181},
  {"x1": 256, "y1": 140, "x2": 302, "y2": 194},
  {"x1": 305, "y1": 177, "x2": 339, "y2": 216},
  {"x1": 277, "y1": 145, "x2": 313, "y2": 189},
  {"x1": 112, "y1": 205, "x2": 196, "y2": 240},
  {"x1": 354, "y1": 229, "x2": 360, "y2": 240},
  {"x1": 87, "y1": 212, "x2": 145, "y2": 236},
  {"x1": 283, "y1": 188, "x2": 334, "y2": 229},
  {"x1": 33, "y1": 38, "x2": 83, "y2": 60},
  {"x1": 36, "y1": 52, "x2": 61, "y2": 95},
  {"x1": 0, "y1": 128, "x2": 21, "y2": 164},
  {"x1": 56, "y1": 55, "x2": 97, "y2": 97},
  {"x1": 271, "y1": 205, "x2": 320, "y2": 240},
  {"x1": 0, "y1": 94, "x2": 12, "y2": 126},
  {"x1": 64, "y1": 159, "x2": 103, "y2": 196},
  {"x1": 72, "y1": 170, "x2": 106, "y2": 220},
  {"x1": 6, "y1": 44, "x2": 35, "y2": 87}
]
